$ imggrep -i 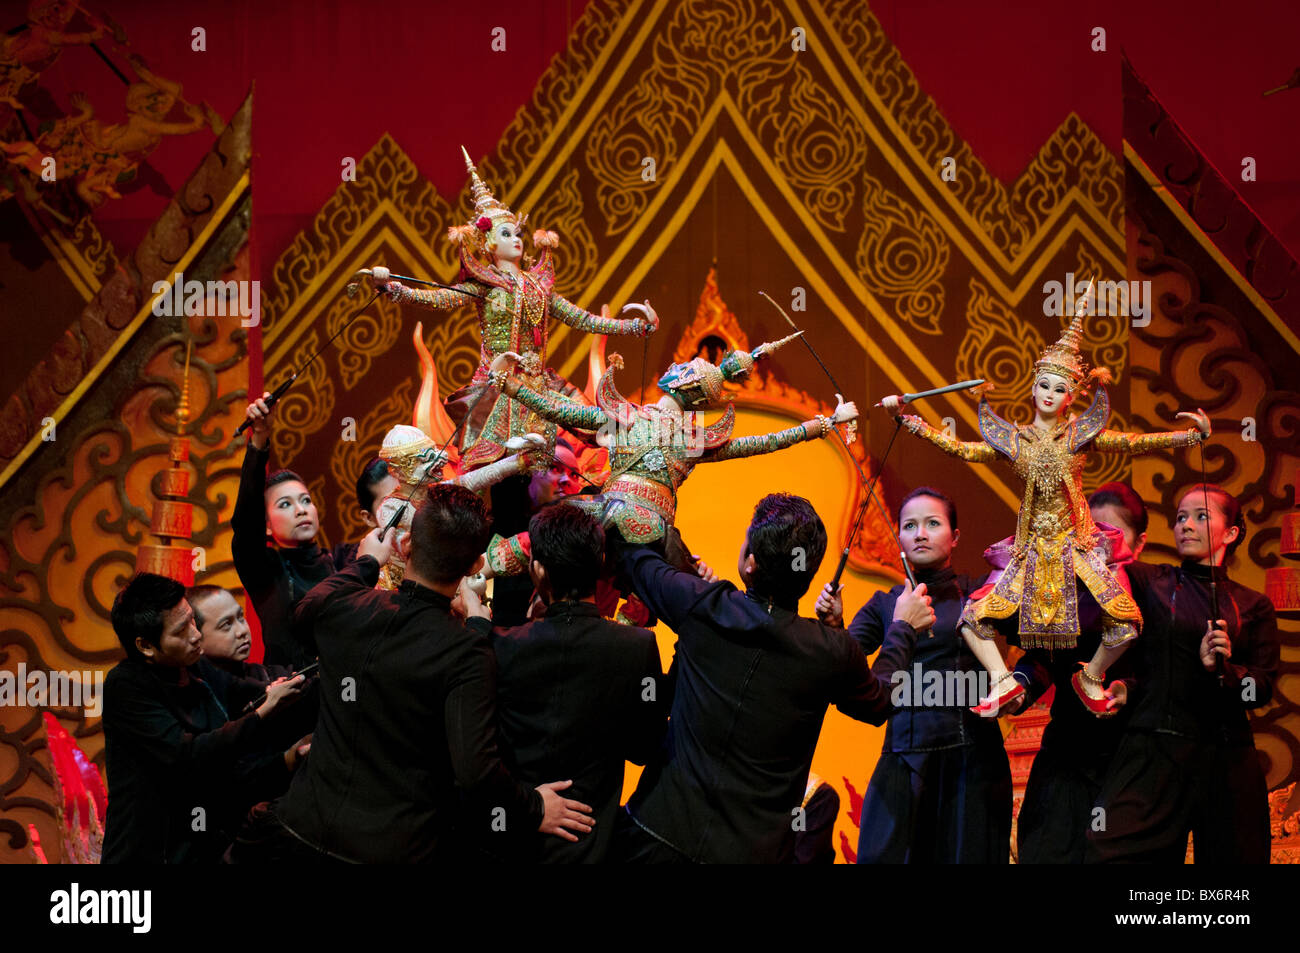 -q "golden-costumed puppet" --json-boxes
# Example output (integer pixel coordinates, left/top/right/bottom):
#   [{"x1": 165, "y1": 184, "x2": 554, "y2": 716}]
[
  {"x1": 363, "y1": 147, "x2": 658, "y2": 471},
  {"x1": 880, "y1": 314, "x2": 1210, "y2": 715}
]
